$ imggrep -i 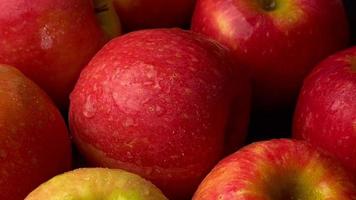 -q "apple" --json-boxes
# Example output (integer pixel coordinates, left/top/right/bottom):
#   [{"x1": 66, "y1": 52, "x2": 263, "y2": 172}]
[
  {"x1": 193, "y1": 139, "x2": 356, "y2": 199},
  {"x1": 0, "y1": 65, "x2": 71, "y2": 200},
  {"x1": 69, "y1": 28, "x2": 250, "y2": 199},
  {"x1": 25, "y1": 168, "x2": 167, "y2": 200},
  {"x1": 0, "y1": 0, "x2": 119, "y2": 110},
  {"x1": 112, "y1": 0, "x2": 196, "y2": 31},
  {"x1": 191, "y1": 0, "x2": 349, "y2": 110},
  {"x1": 94, "y1": 0, "x2": 122, "y2": 39},
  {"x1": 293, "y1": 47, "x2": 356, "y2": 178}
]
